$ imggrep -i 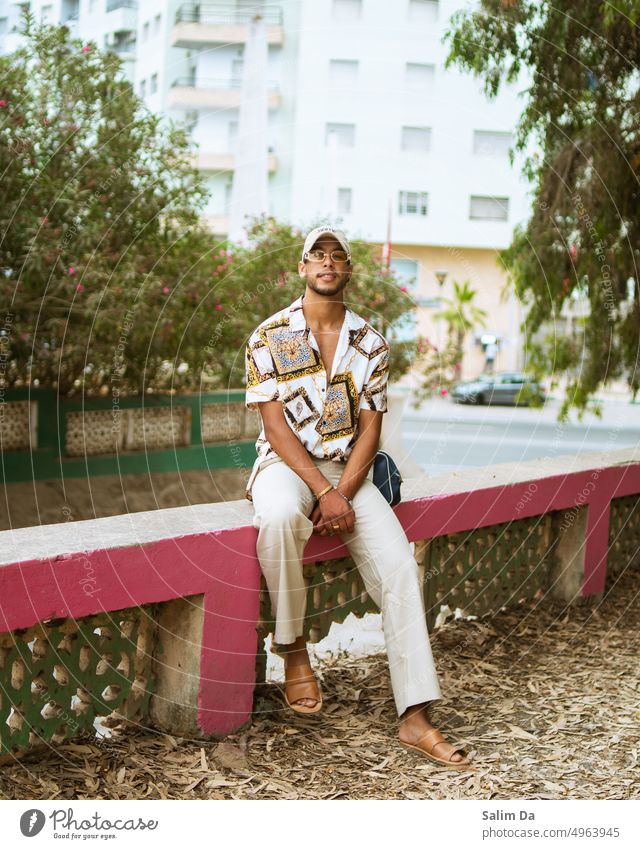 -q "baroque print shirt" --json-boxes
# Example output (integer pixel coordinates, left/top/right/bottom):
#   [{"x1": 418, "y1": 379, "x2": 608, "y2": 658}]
[{"x1": 244, "y1": 294, "x2": 390, "y2": 499}]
